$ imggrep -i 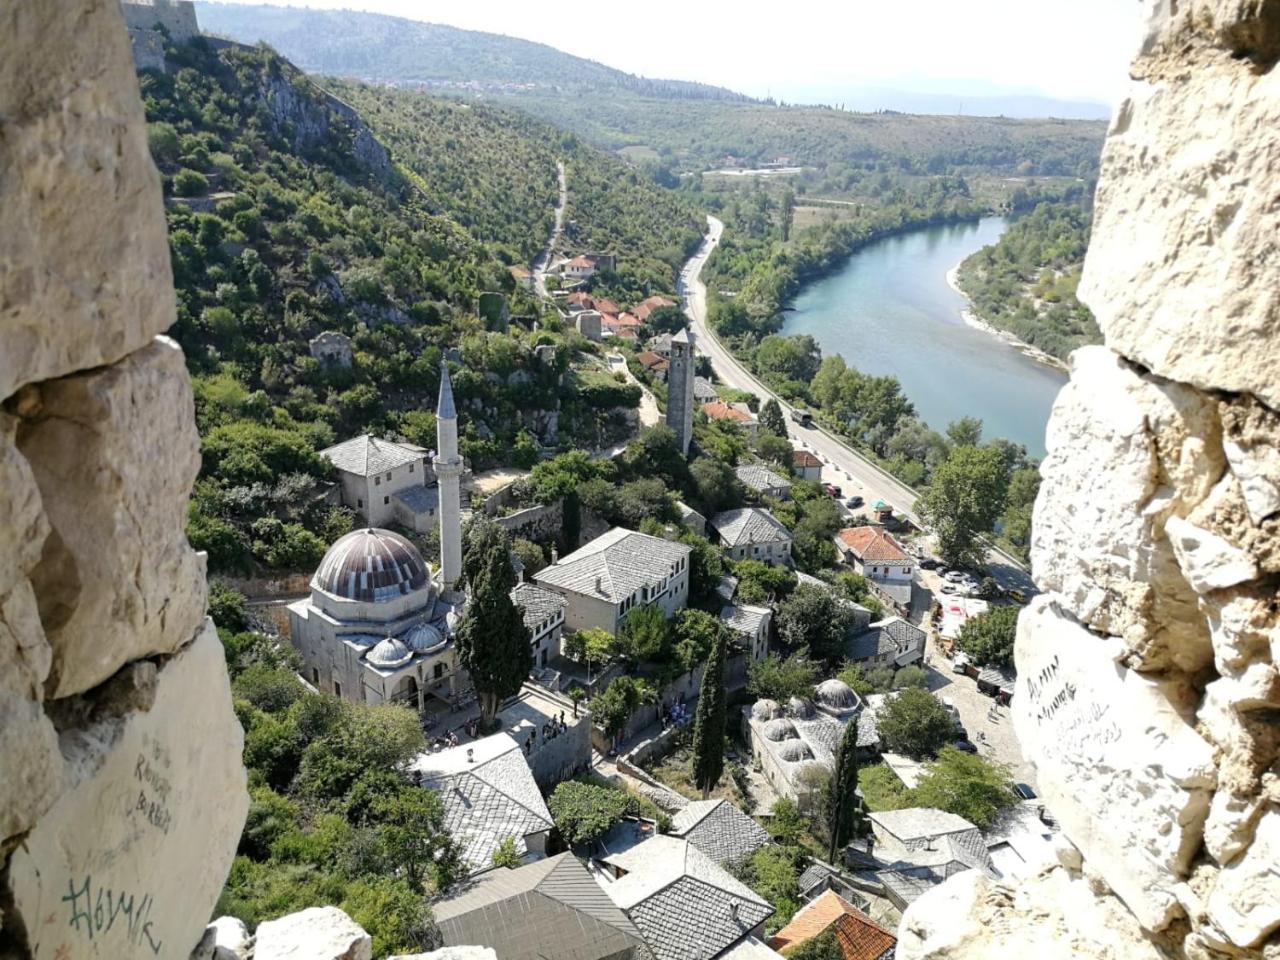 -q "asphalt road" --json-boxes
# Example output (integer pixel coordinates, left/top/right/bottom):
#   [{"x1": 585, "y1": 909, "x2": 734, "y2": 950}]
[{"x1": 679, "y1": 214, "x2": 1036, "y2": 596}]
